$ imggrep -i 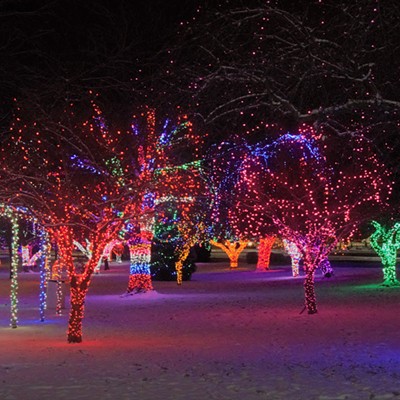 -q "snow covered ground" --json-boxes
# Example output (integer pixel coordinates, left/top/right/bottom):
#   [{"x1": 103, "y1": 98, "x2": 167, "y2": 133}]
[{"x1": 1, "y1": 256, "x2": 400, "y2": 400}]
